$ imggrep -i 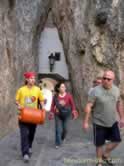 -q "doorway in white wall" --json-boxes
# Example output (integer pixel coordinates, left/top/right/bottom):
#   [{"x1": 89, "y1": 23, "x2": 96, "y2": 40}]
[{"x1": 38, "y1": 27, "x2": 69, "y2": 80}]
